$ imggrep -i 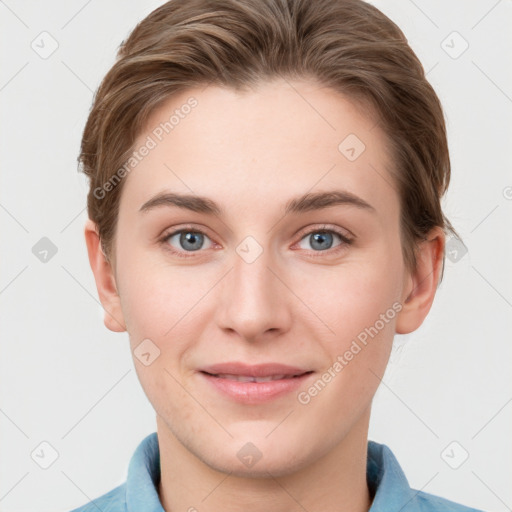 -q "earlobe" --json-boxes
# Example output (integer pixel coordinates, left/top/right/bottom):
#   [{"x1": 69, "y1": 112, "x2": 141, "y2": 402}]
[
  {"x1": 84, "y1": 219, "x2": 127, "y2": 333},
  {"x1": 395, "y1": 227, "x2": 445, "y2": 335}
]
